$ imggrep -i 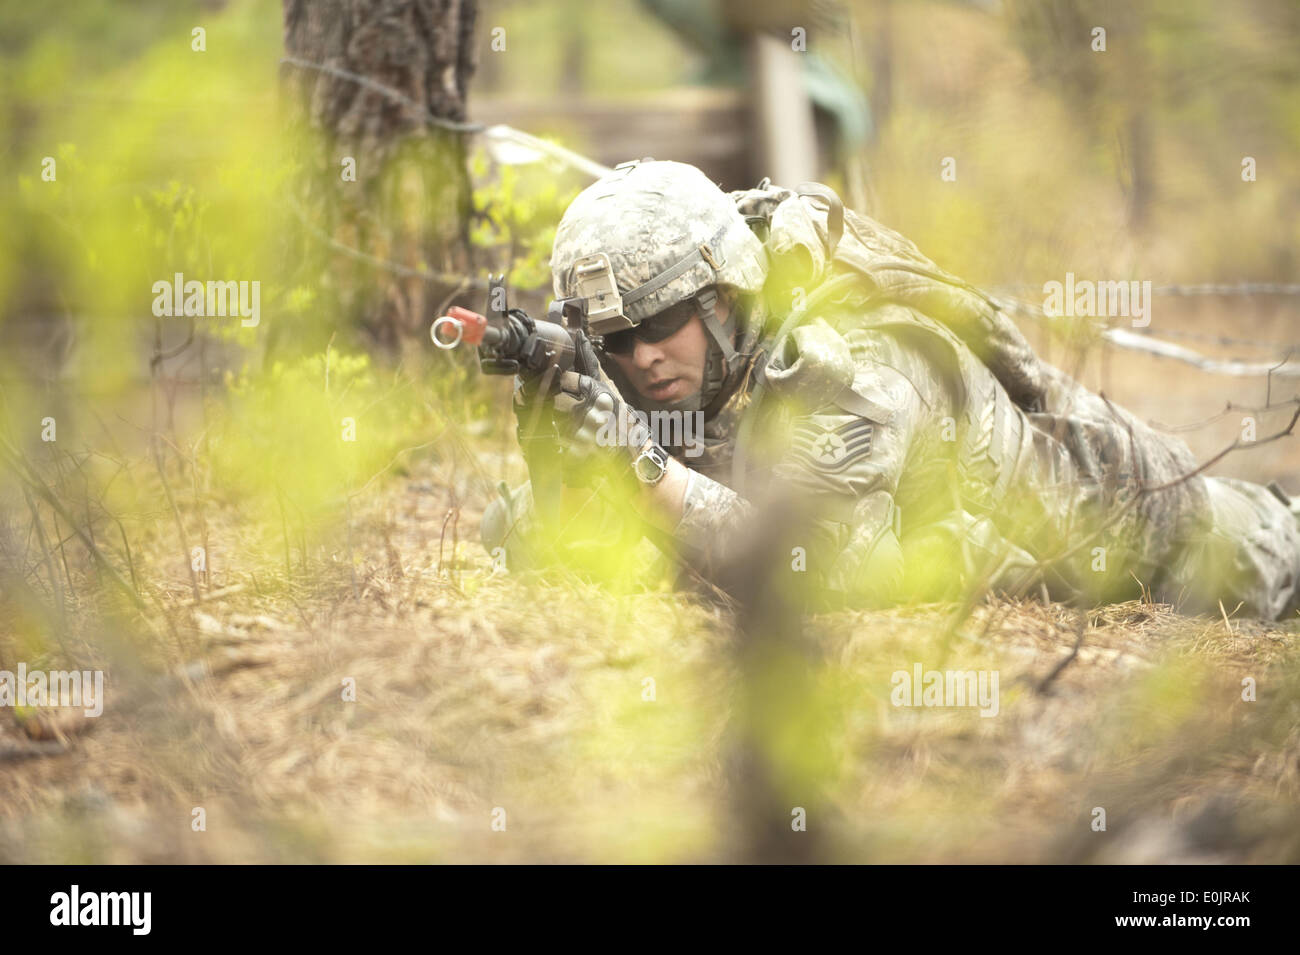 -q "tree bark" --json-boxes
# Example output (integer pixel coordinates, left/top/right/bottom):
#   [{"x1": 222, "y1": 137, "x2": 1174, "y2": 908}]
[{"x1": 281, "y1": 0, "x2": 478, "y2": 351}]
